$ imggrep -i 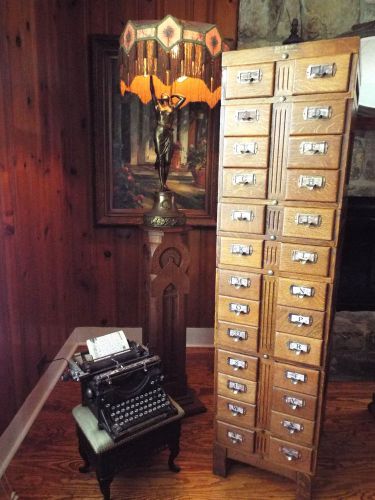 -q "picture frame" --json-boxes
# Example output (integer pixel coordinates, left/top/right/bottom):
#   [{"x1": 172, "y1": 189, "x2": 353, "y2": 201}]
[{"x1": 91, "y1": 35, "x2": 219, "y2": 226}]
